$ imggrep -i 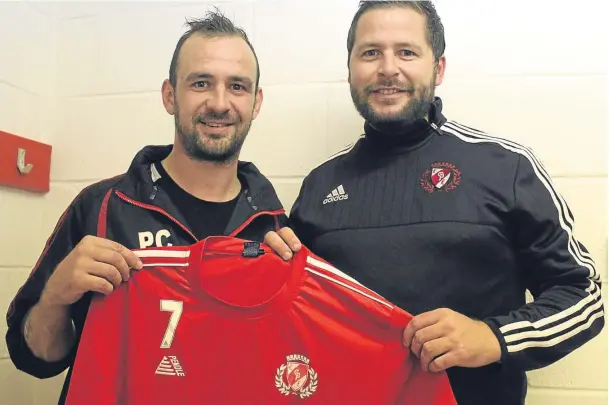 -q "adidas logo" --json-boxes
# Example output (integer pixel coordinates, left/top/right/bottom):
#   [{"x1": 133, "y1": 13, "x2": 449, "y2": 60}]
[
  {"x1": 323, "y1": 185, "x2": 349, "y2": 204},
  {"x1": 155, "y1": 355, "x2": 185, "y2": 377}
]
